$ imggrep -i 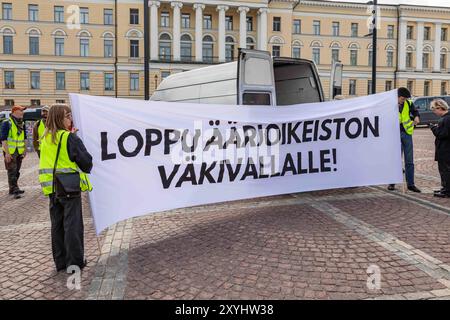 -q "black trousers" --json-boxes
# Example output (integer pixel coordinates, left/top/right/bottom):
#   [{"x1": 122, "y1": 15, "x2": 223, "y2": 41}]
[
  {"x1": 438, "y1": 160, "x2": 450, "y2": 194},
  {"x1": 49, "y1": 194, "x2": 84, "y2": 270},
  {"x1": 3, "y1": 151, "x2": 23, "y2": 193}
]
